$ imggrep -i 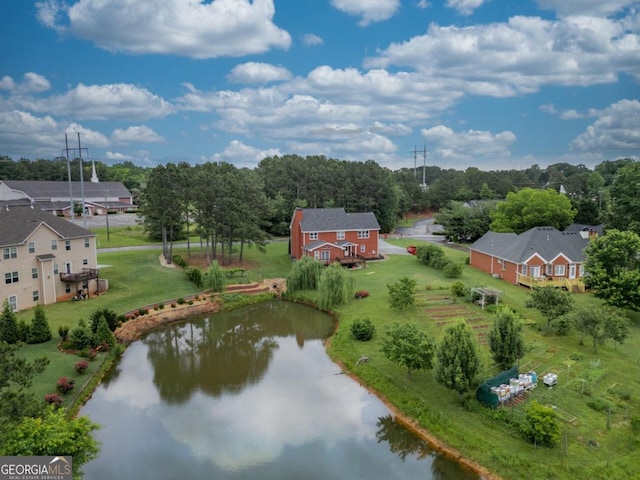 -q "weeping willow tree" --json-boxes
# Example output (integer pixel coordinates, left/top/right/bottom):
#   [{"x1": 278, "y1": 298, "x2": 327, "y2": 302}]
[
  {"x1": 204, "y1": 260, "x2": 226, "y2": 292},
  {"x1": 286, "y1": 256, "x2": 324, "y2": 292},
  {"x1": 318, "y1": 262, "x2": 355, "y2": 310}
]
